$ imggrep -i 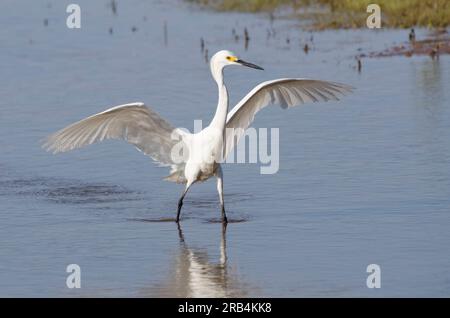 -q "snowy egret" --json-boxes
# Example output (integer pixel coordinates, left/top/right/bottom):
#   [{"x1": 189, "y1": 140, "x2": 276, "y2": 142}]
[{"x1": 44, "y1": 50, "x2": 353, "y2": 223}]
